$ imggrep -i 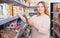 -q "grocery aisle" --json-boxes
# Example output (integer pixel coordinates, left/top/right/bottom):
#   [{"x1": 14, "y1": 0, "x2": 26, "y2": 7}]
[
  {"x1": 0, "y1": 0, "x2": 50, "y2": 38},
  {"x1": 0, "y1": 0, "x2": 60, "y2": 38}
]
